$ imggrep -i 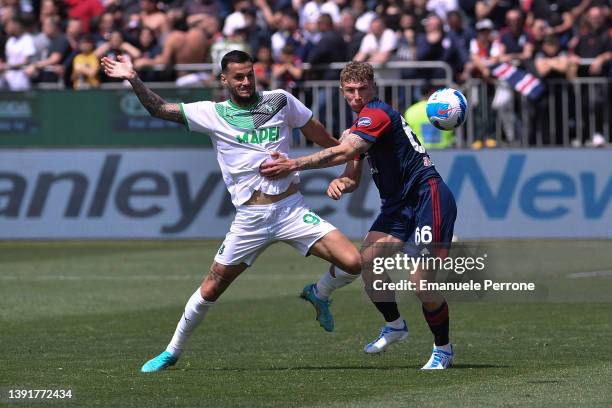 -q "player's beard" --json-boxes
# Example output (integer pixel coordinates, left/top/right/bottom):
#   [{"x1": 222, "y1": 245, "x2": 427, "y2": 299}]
[{"x1": 229, "y1": 85, "x2": 257, "y2": 106}]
